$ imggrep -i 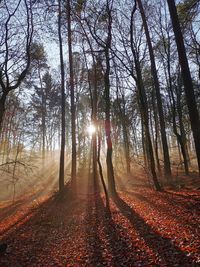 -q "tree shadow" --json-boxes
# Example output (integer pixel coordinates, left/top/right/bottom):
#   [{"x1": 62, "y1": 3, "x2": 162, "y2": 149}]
[
  {"x1": 85, "y1": 168, "x2": 145, "y2": 266},
  {"x1": 1, "y1": 178, "x2": 198, "y2": 267},
  {"x1": 0, "y1": 174, "x2": 58, "y2": 224},
  {"x1": 126, "y1": 191, "x2": 200, "y2": 228},
  {"x1": 84, "y1": 193, "x2": 105, "y2": 265},
  {"x1": 99, "y1": 197, "x2": 152, "y2": 266},
  {"x1": 85, "y1": 169, "x2": 152, "y2": 267},
  {"x1": 124, "y1": 189, "x2": 200, "y2": 215},
  {"x1": 151, "y1": 190, "x2": 200, "y2": 214},
  {"x1": 0, "y1": 190, "x2": 52, "y2": 222},
  {"x1": 0, "y1": 199, "x2": 26, "y2": 222},
  {"x1": 0, "y1": 192, "x2": 79, "y2": 266},
  {"x1": 165, "y1": 191, "x2": 200, "y2": 206},
  {"x1": 112, "y1": 194, "x2": 195, "y2": 266}
]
